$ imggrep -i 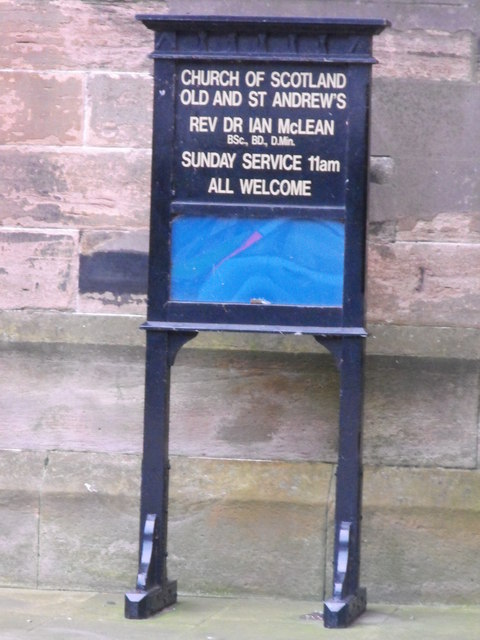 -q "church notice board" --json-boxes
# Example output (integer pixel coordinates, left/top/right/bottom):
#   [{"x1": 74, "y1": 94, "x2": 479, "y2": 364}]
[
  {"x1": 137, "y1": 16, "x2": 388, "y2": 335},
  {"x1": 131, "y1": 15, "x2": 389, "y2": 630}
]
